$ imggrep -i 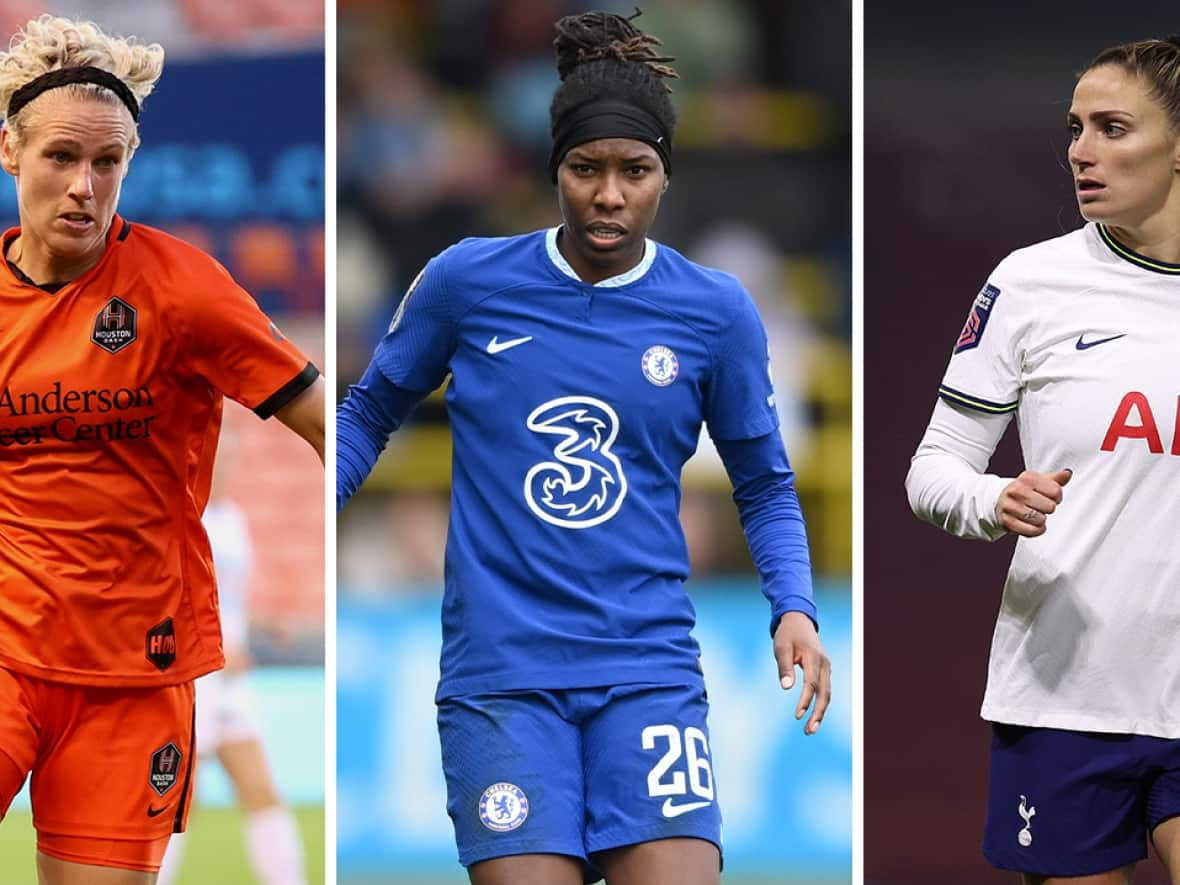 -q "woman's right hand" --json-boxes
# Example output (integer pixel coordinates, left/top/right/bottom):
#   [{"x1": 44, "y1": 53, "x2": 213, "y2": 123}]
[{"x1": 994, "y1": 468, "x2": 1072, "y2": 537}]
